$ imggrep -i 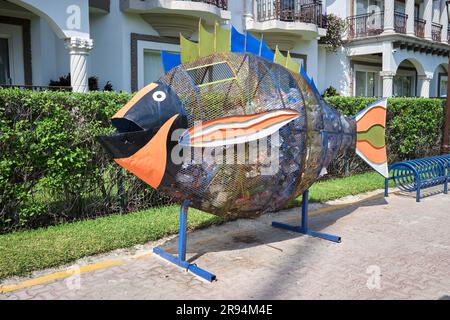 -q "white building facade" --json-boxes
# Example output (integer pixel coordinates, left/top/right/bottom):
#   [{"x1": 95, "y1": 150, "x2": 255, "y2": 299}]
[
  {"x1": 324, "y1": 0, "x2": 449, "y2": 98},
  {"x1": 0, "y1": 0, "x2": 448, "y2": 97}
]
